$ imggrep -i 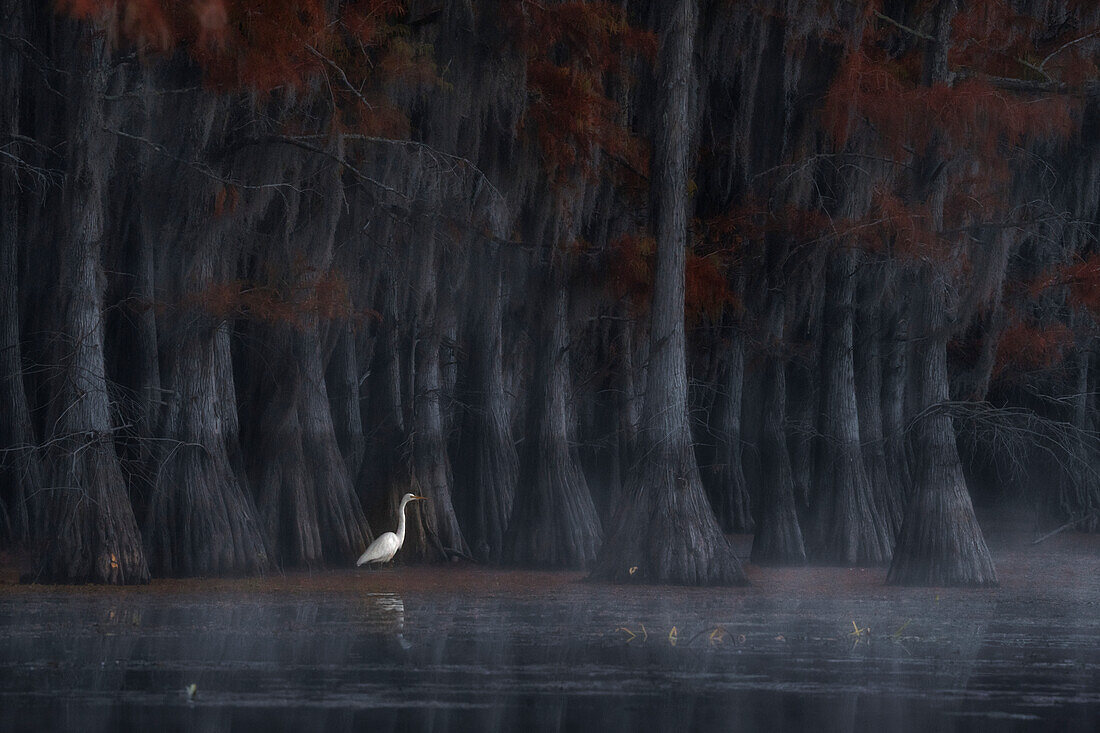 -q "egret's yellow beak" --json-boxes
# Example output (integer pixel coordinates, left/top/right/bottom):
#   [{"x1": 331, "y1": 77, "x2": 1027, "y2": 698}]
[{"x1": 411, "y1": 495, "x2": 428, "y2": 501}]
